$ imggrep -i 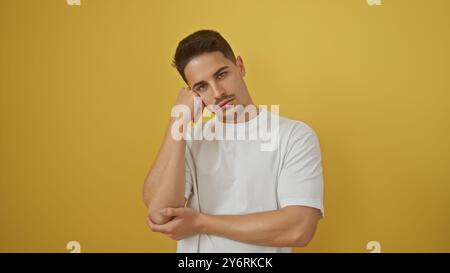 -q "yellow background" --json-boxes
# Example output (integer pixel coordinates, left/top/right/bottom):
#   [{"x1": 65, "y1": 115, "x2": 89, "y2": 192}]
[{"x1": 1, "y1": 0, "x2": 449, "y2": 252}]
